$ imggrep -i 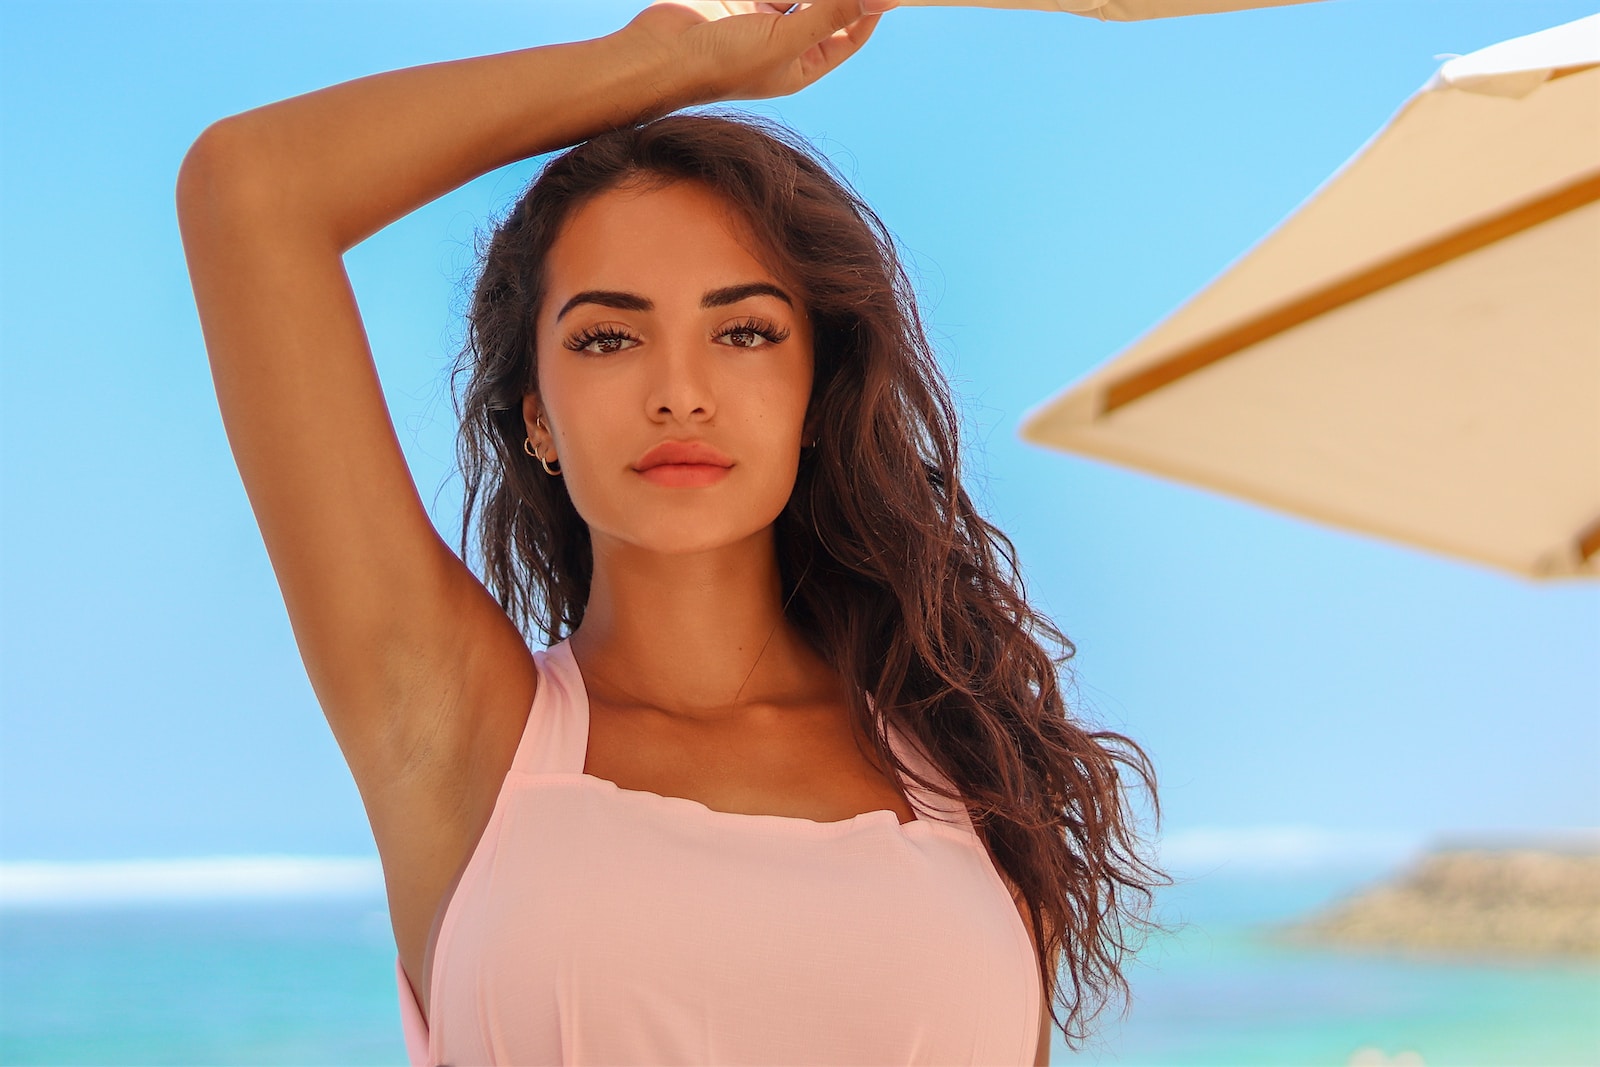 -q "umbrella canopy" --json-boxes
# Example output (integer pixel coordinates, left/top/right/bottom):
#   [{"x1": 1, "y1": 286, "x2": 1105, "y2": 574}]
[
  {"x1": 1018, "y1": 14, "x2": 1600, "y2": 581},
  {"x1": 897, "y1": 0, "x2": 1319, "y2": 18}
]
